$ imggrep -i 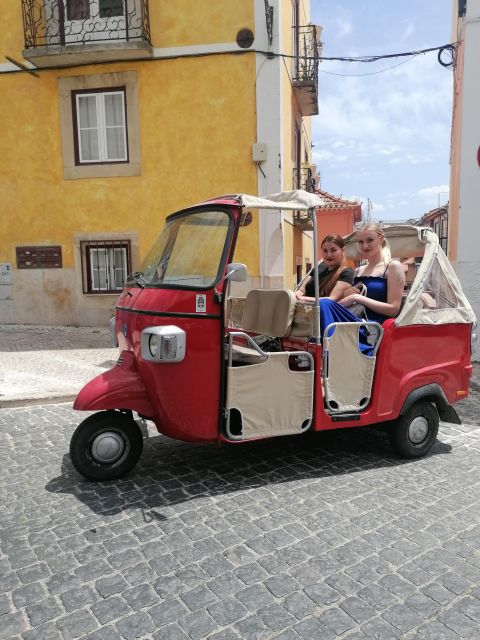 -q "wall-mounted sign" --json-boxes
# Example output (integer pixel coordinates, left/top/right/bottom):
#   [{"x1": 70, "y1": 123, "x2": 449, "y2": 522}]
[
  {"x1": 0, "y1": 263, "x2": 12, "y2": 284},
  {"x1": 16, "y1": 246, "x2": 62, "y2": 269}
]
